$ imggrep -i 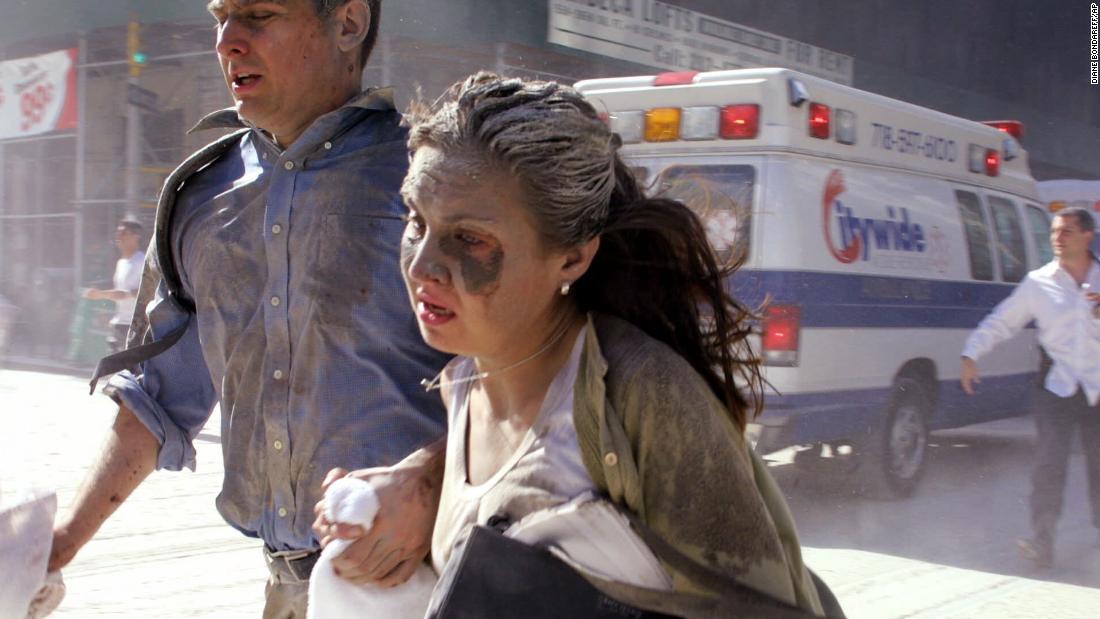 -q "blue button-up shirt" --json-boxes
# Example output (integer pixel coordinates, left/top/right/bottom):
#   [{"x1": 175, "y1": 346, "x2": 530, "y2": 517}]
[{"x1": 104, "y1": 90, "x2": 449, "y2": 551}]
